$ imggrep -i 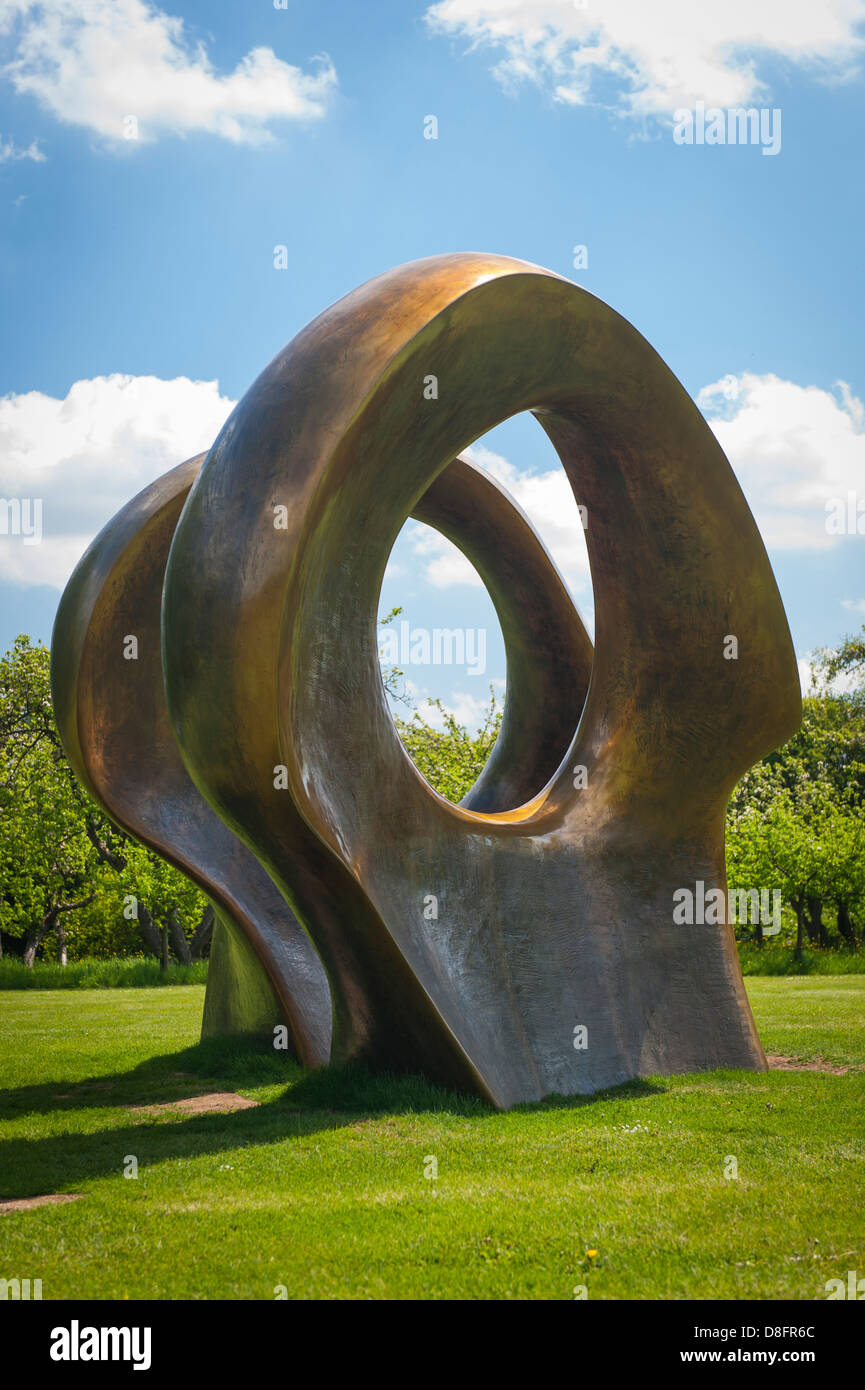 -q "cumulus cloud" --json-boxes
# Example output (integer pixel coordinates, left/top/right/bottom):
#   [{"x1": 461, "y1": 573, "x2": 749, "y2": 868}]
[
  {"x1": 405, "y1": 523, "x2": 483, "y2": 590},
  {"x1": 467, "y1": 443, "x2": 591, "y2": 593},
  {"x1": 415, "y1": 683, "x2": 506, "y2": 733},
  {"x1": 698, "y1": 373, "x2": 865, "y2": 550},
  {"x1": 403, "y1": 441, "x2": 591, "y2": 615},
  {"x1": 425, "y1": 0, "x2": 865, "y2": 118},
  {"x1": 0, "y1": 373, "x2": 234, "y2": 587},
  {"x1": 797, "y1": 652, "x2": 860, "y2": 697},
  {"x1": 0, "y1": 0, "x2": 337, "y2": 144}
]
